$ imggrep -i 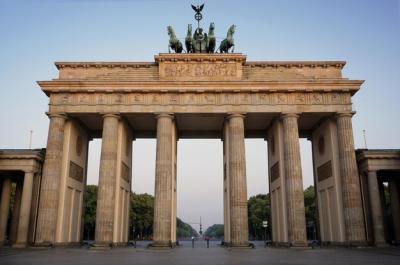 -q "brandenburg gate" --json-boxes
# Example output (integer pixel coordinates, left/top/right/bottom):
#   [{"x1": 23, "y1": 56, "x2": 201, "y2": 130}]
[{"x1": 30, "y1": 51, "x2": 367, "y2": 248}]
